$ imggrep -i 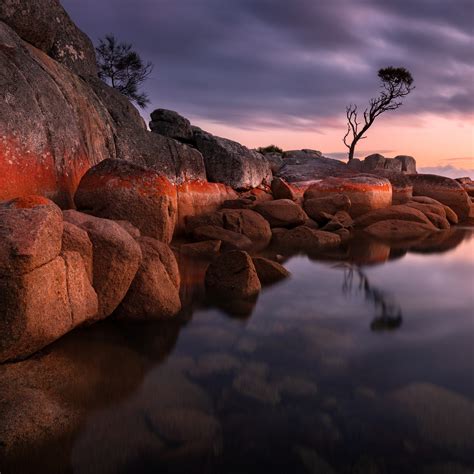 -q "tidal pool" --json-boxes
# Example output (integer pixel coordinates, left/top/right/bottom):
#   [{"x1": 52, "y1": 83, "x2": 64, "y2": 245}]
[{"x1": 1, "y1": 229, "x2": 473, "y2": 474}]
